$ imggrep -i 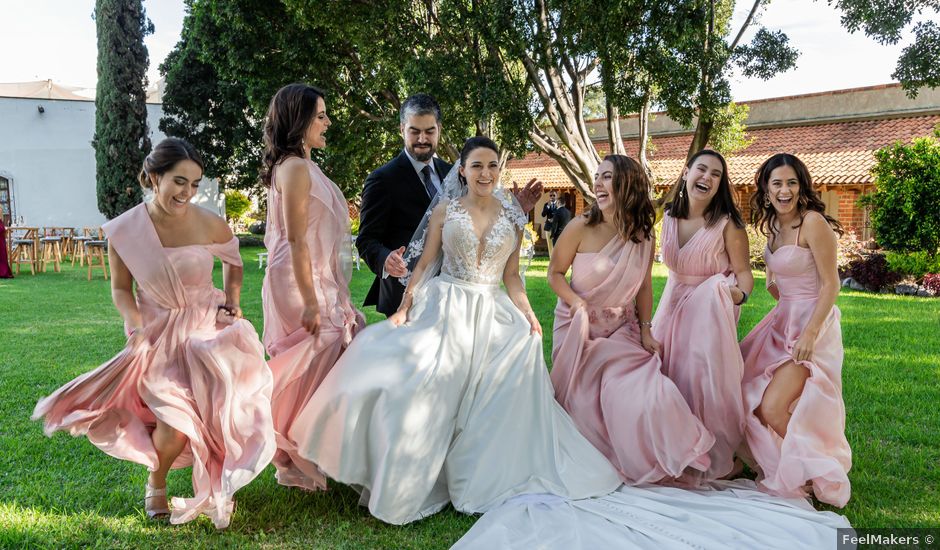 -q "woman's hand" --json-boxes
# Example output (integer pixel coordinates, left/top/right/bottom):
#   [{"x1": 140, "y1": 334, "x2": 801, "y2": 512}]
[
  {"x1": 792, "y1": 329, "x2": 818, "y2": 362},
  {"x1": 127, "y1": 326, "x2": 146, "y2": 348},
  {"x1": 301, "y1": 304, "x2": 321, "y2": 335},
  {"x1": 525, "y1": 310, "x2": 543, "y2": 336},
  {"x1": 640, "y1": 327, "x2": 661, "y2": 355},
  {"x1": 389, "y1": 309, "x2": 408, "y2": 327},
  {"x1": 568, "y1": 297, "x2": 587, "y2": 312}
]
